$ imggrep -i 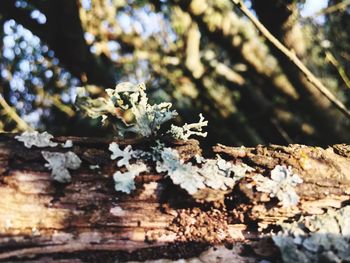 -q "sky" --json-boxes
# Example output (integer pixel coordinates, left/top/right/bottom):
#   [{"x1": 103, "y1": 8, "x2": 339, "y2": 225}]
[{"x1": 300, "y1": 0, "x2": 328, "y2": 21}]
